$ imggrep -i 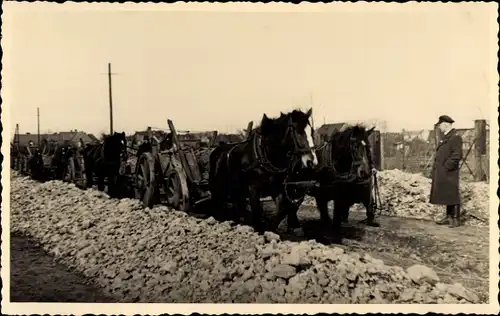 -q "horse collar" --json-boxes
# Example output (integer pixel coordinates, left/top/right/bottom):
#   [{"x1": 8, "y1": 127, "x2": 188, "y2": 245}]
[{"x1": 251, "y1": 130, "x2": 288, "y2": 174}]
